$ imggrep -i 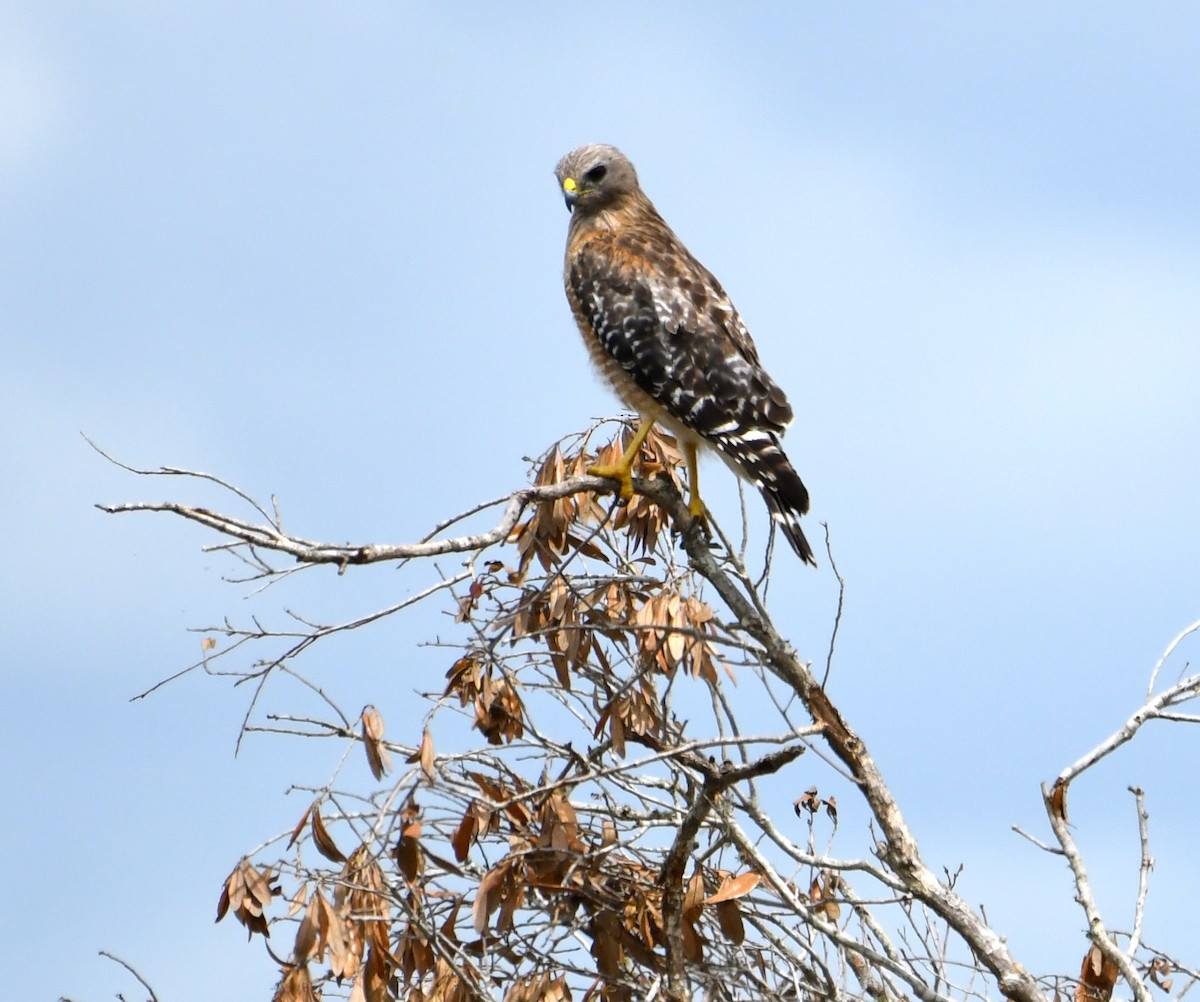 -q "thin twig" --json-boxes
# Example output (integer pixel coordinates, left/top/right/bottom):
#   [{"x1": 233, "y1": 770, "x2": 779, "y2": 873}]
[
  {"x1": 821, "y1": 521, "x2": 845, "y2": 689},
  {"x1": 1127, "y1": 786, "x2": 1152, "y2": 957},
  {"x1": 1011, "y1": 824, "x2": 1065, "y2": 856},
  {"x1": 85, "y1": 434, "x2": 278, "y2": 527},
  {"x1": 1146, "y1": 618, "x2": 1200, "y2": 697},
  {"x1": 98, "y1": 950, "x2": 159, "y2": 1002}
]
